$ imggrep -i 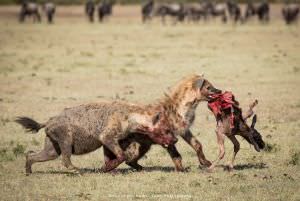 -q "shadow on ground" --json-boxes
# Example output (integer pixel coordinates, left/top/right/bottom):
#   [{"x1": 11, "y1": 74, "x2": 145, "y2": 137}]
[
  {"x1": 34, "y1": 166, "x2": 181, "y2": 176},
  {"x1": 219, "y1": 162, "x2": 268, "y2": 171},
  {"x1": 33, "y1": 163, "x2": 267, "y2": 176}
]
